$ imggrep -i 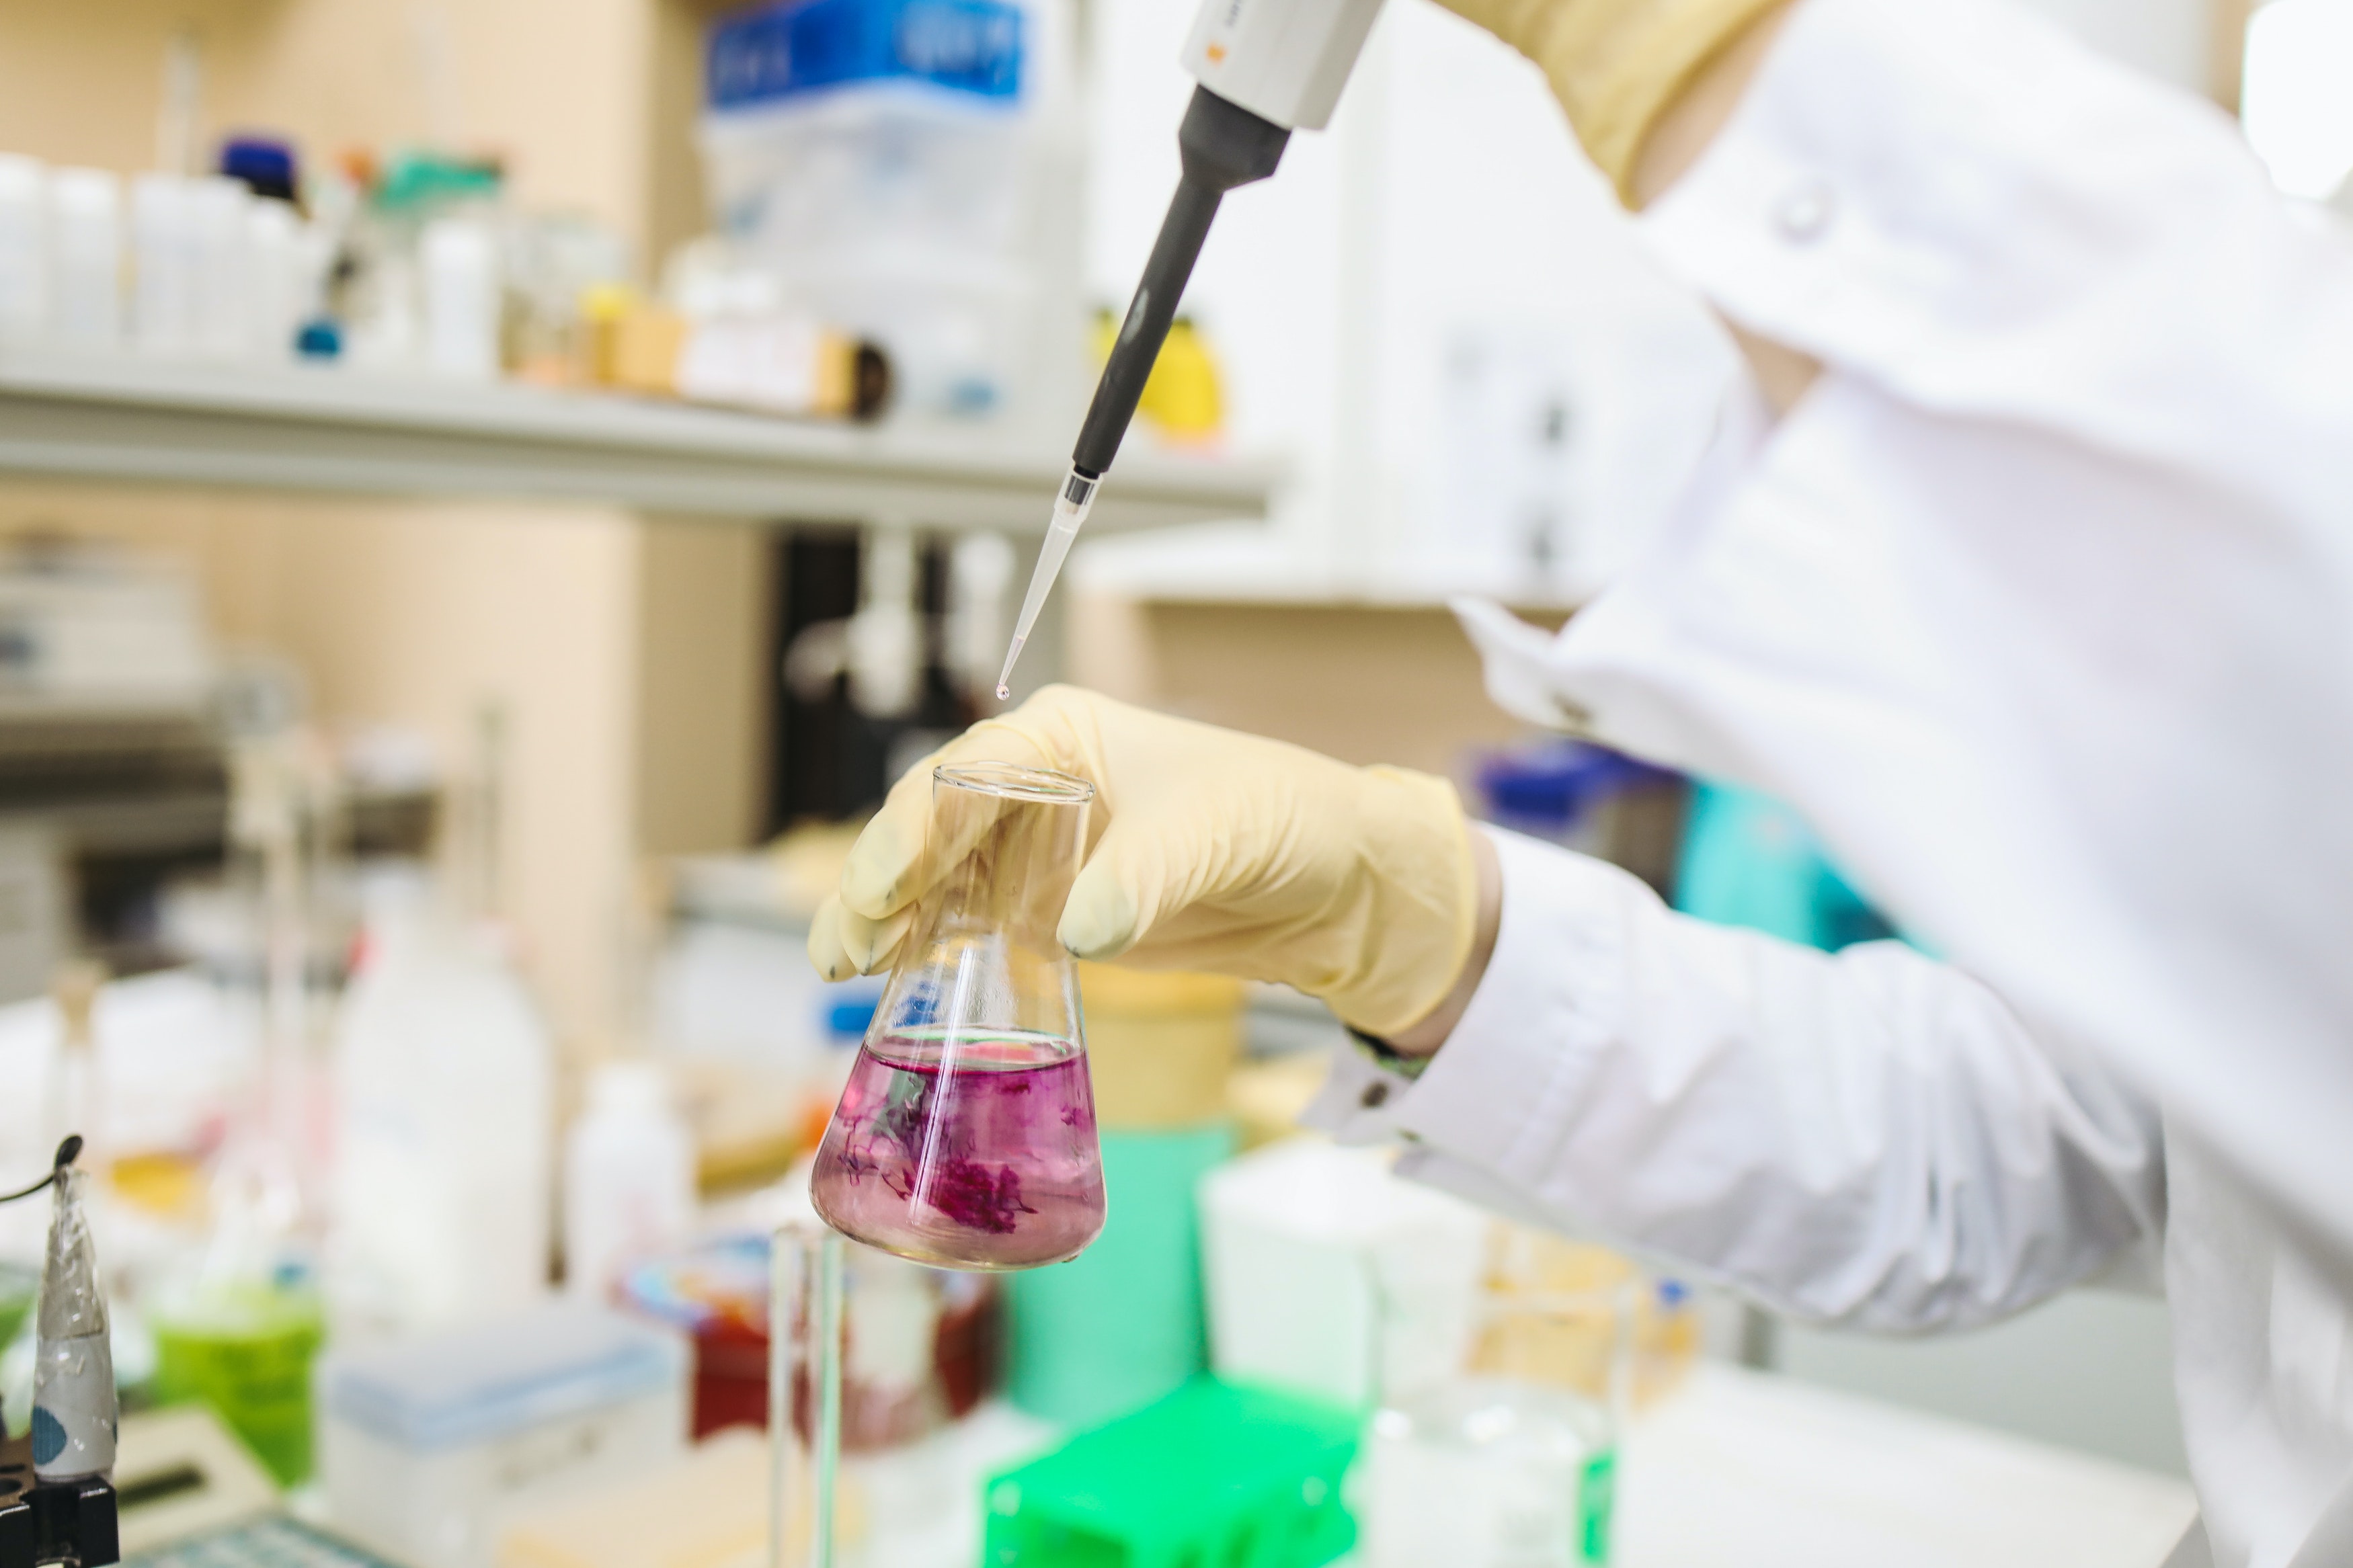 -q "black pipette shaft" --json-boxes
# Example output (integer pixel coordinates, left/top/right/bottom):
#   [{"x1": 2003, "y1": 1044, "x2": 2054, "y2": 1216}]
[{"x1": 1072, "y1": 86, "x2": 1291, "y2": 481}]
